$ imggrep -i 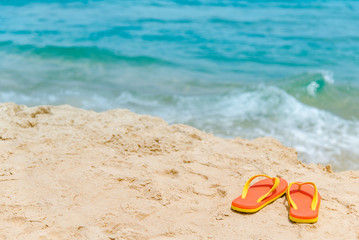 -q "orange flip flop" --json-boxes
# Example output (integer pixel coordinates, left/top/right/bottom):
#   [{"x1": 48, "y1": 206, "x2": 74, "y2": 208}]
[
  {"x1": 286, "y1": 182, "x2": 321, "y2": 223},
  {"x1": 231, "y1": 174, "x2": 288, "y2": 213}
]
